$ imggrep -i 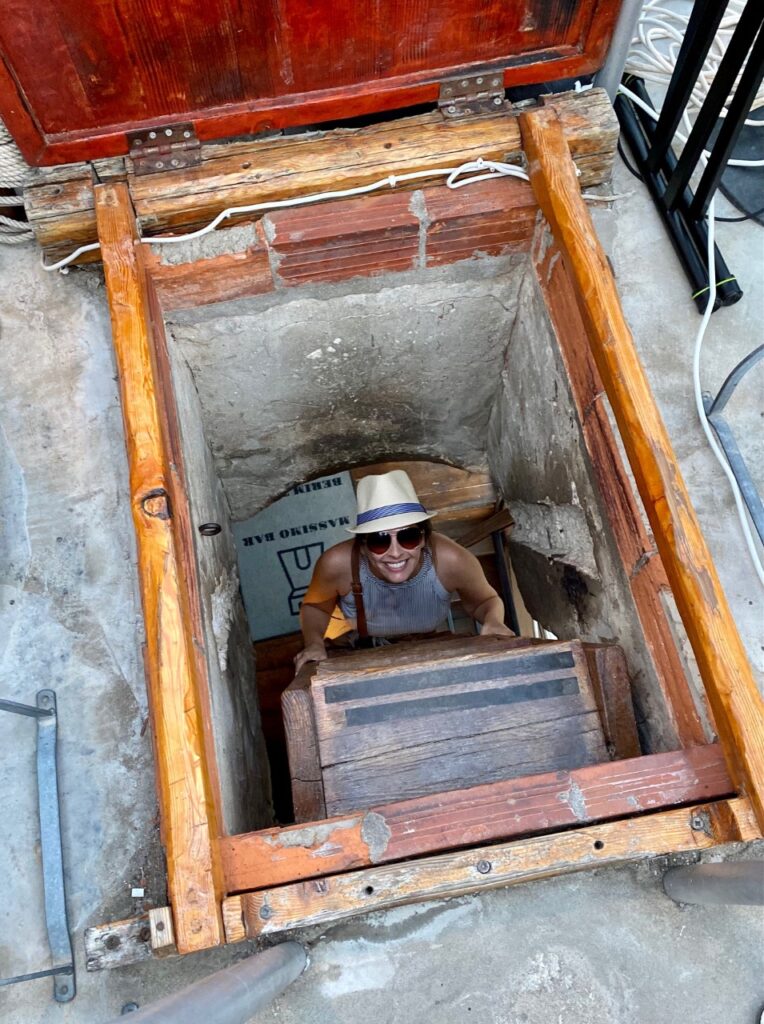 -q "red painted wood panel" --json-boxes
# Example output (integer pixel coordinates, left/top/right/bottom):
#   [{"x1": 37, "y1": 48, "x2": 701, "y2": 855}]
[{"x1": 0, "y1": 0, "x2": 622, "y2": 164}]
